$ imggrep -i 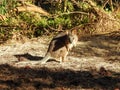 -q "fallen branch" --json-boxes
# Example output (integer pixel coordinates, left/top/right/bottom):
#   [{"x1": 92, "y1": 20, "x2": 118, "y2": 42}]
[{"x1": 14, "y1": 3, "x2": 51, "y2": 17}]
